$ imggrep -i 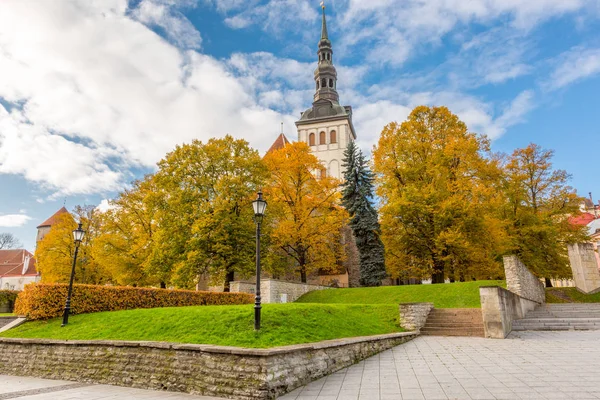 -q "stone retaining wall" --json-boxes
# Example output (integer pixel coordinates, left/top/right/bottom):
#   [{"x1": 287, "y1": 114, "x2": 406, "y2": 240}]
[
  {"x1": 503, "y1": 255, "x2": 545, "y2": 303},
  {"x1": 479, "y1": 286, "x2": 539, "y2": 339},
  {"x1": 568, "y1": 243, "x2": 600, "y2": 294},
  {"x1": 230, "y1": 279, "x2": 331, "y2": 304},
  {"x1": 398, "y1": 303, "x2": 434, "y2": 331},
  {"x1": 0, "y1": 332, "x2": 417, "y2": 400}
]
